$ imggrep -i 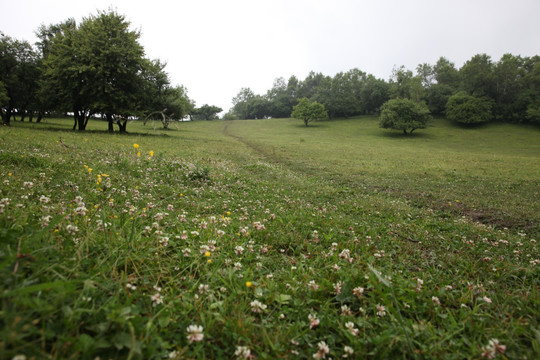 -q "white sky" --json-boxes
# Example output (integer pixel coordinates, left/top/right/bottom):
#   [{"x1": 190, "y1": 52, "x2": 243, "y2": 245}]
[{"x1": 2, "y1": 0, "x2": 540, "y2": 113}]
